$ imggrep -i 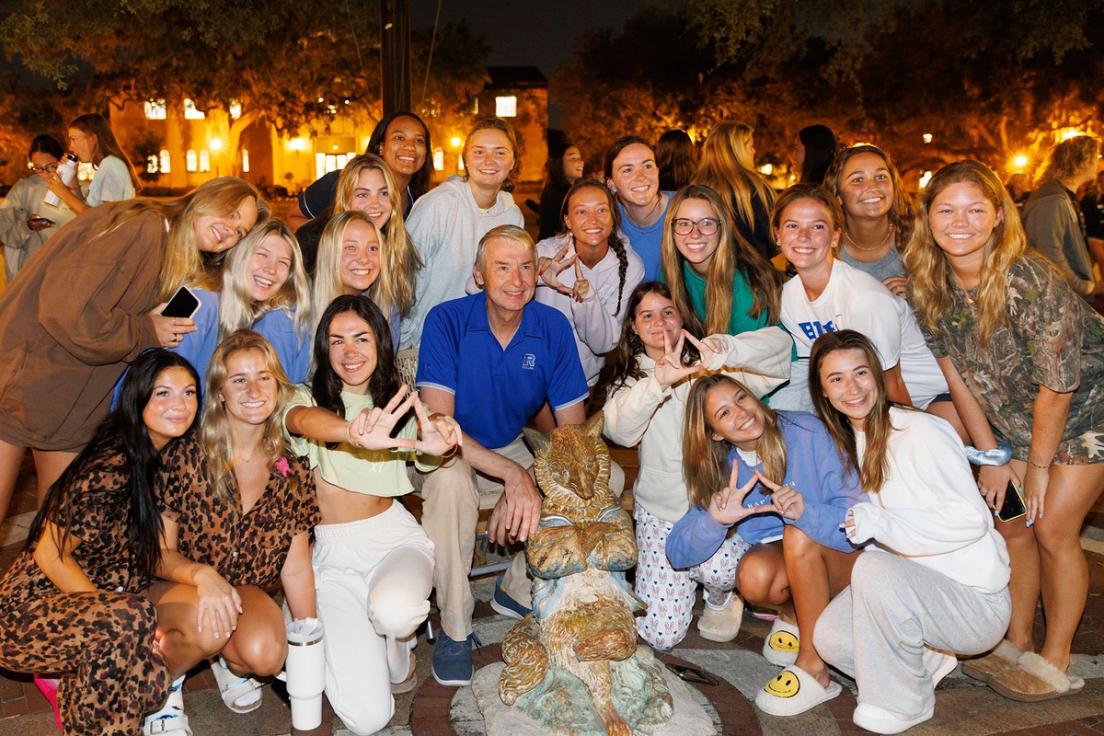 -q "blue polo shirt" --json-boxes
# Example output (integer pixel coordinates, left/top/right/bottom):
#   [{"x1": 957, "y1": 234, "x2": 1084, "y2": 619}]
[{"x1": 416, "y1": 293, "x2": 588, "y2": 449}]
